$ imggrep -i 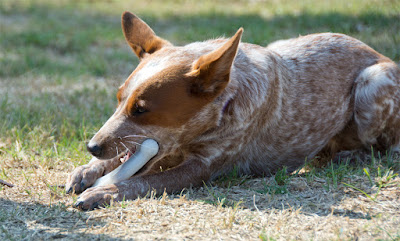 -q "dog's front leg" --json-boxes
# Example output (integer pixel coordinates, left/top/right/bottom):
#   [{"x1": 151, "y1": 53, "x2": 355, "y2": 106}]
[
  {"x1": 73, "y1": 157, "x2": 210, "y2": 210},
  {"x1": 66, "y1": 155, "x2": 123, "y2": 194}
]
